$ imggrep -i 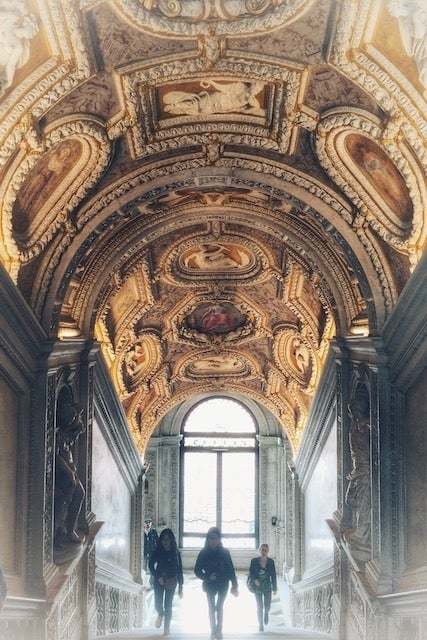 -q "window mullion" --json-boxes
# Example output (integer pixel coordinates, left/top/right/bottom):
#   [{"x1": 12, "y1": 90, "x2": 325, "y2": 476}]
[{"x1": 217, "y1": 451, "x2": 222, "y2": 530}]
